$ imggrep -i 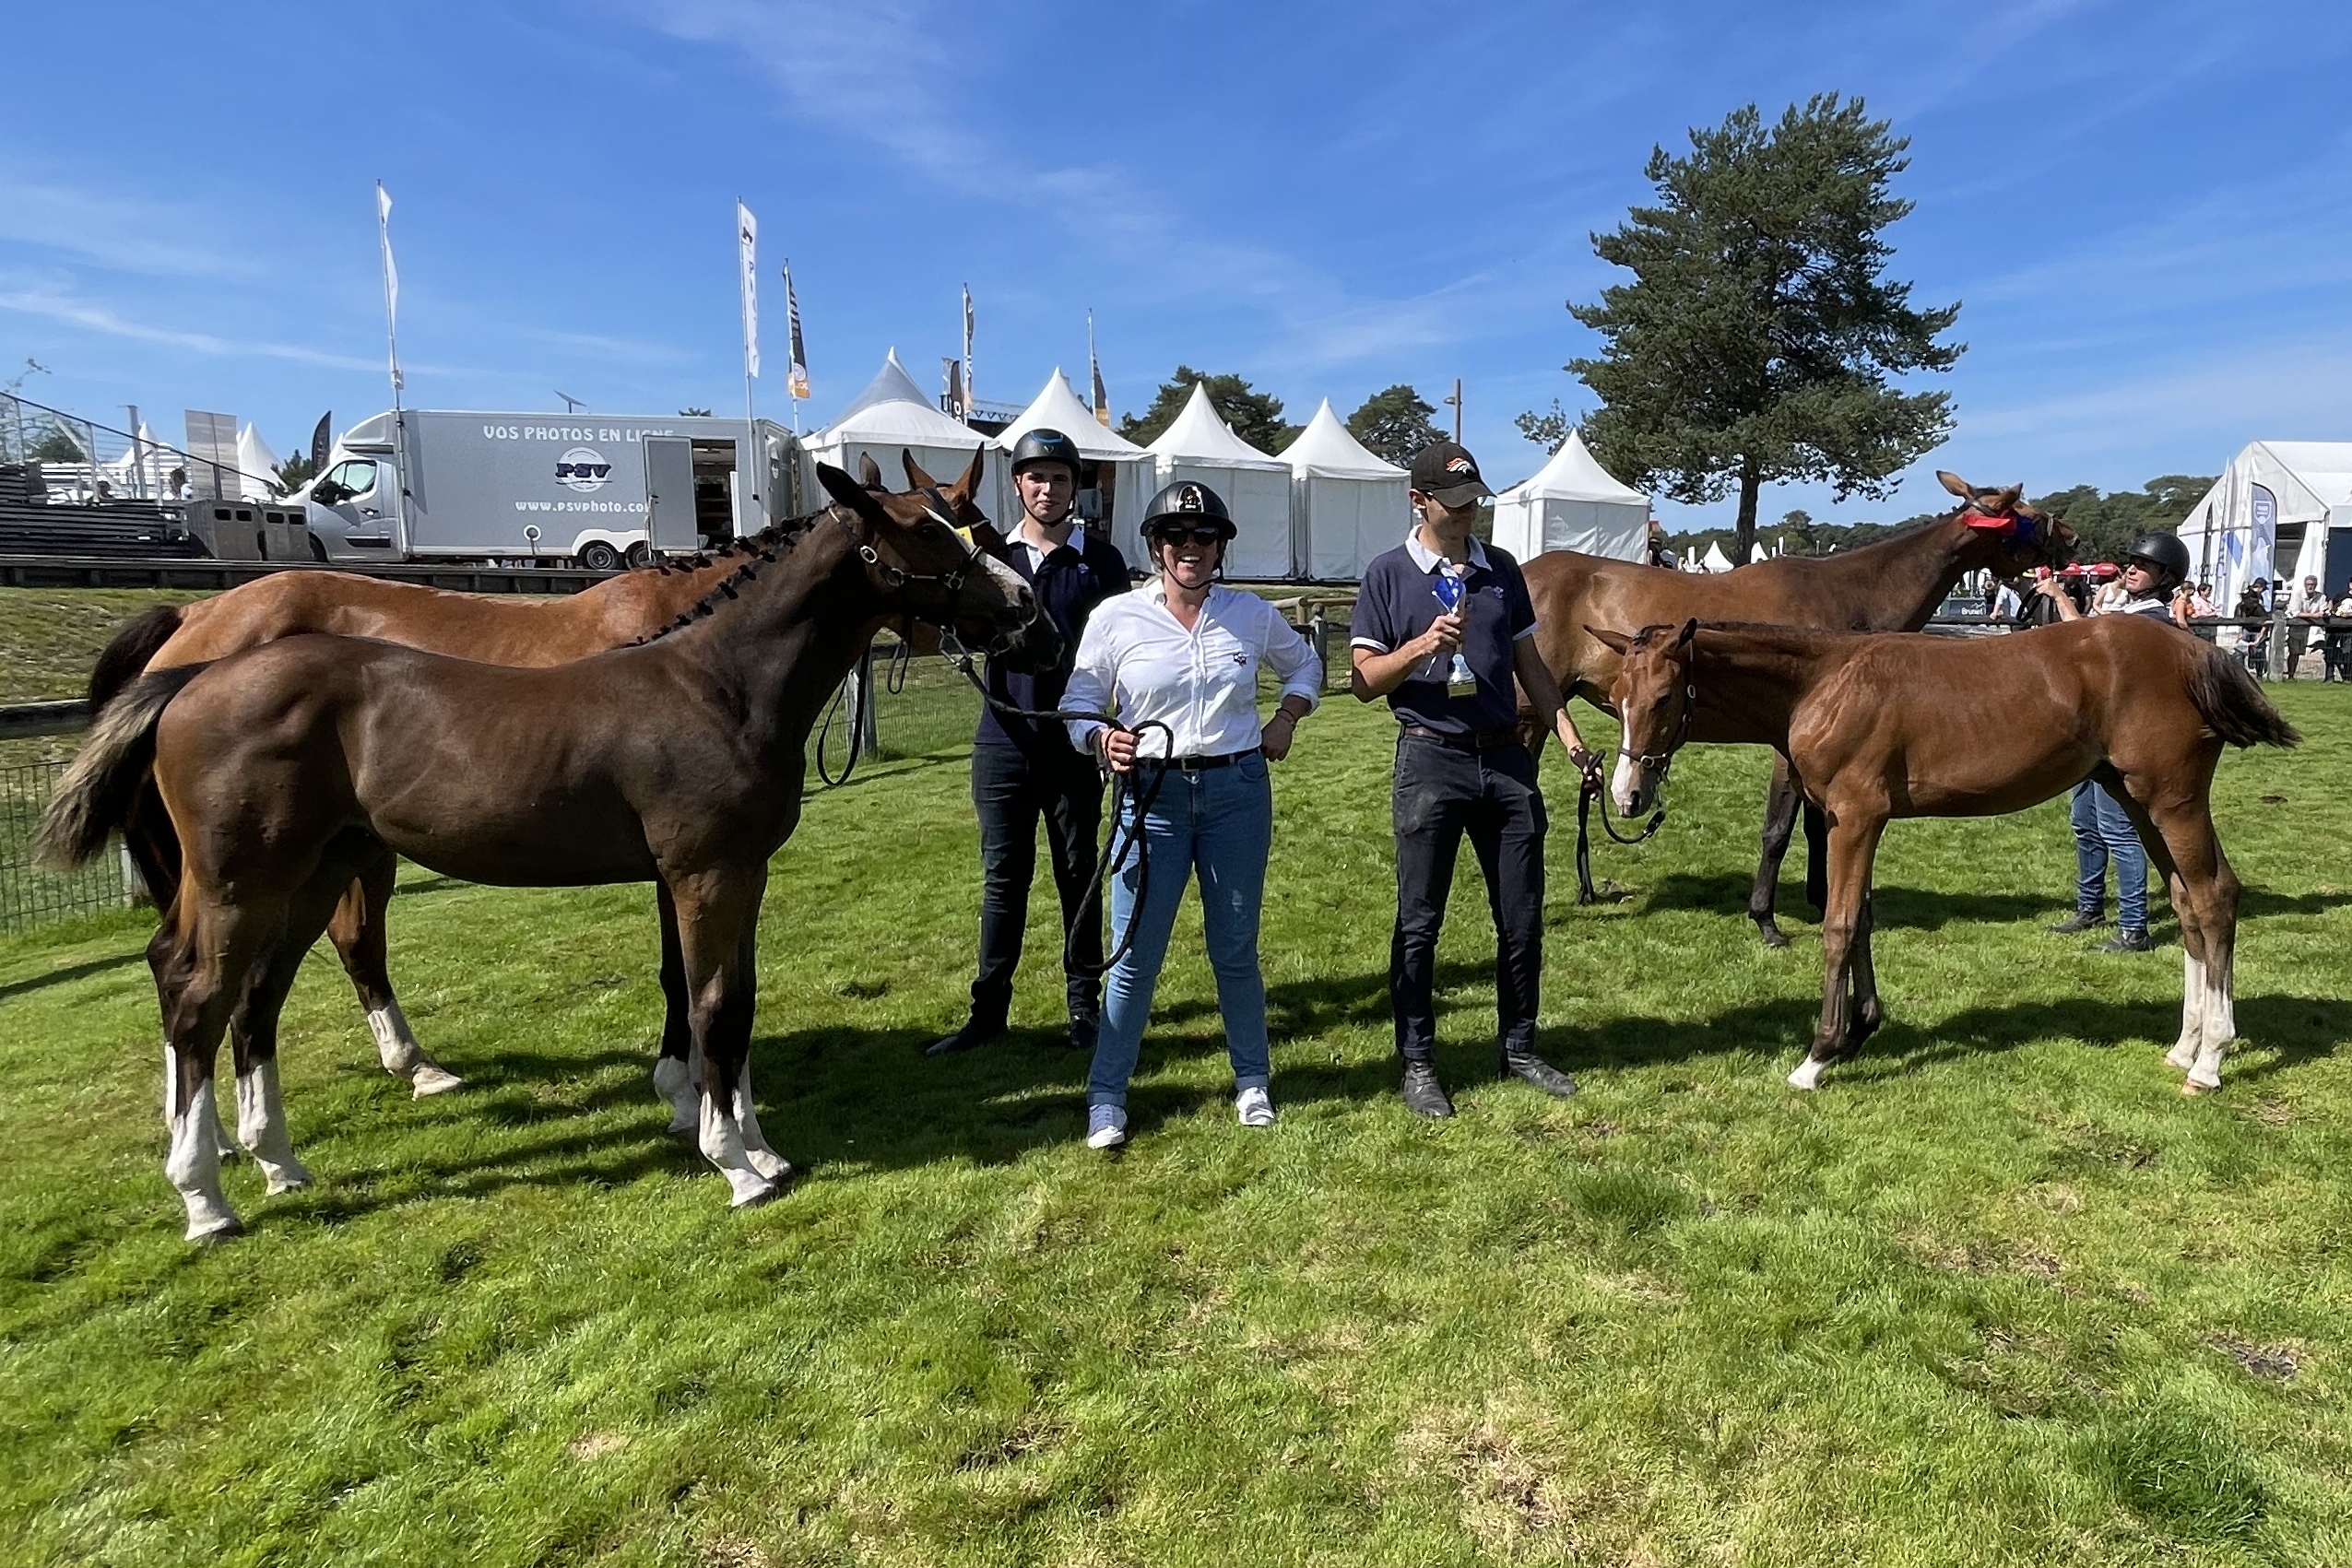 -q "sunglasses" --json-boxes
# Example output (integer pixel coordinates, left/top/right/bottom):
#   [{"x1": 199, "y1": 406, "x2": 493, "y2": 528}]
[{"x1": 1151, "y1": 526, "x2": 1225, "y2": 546}]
